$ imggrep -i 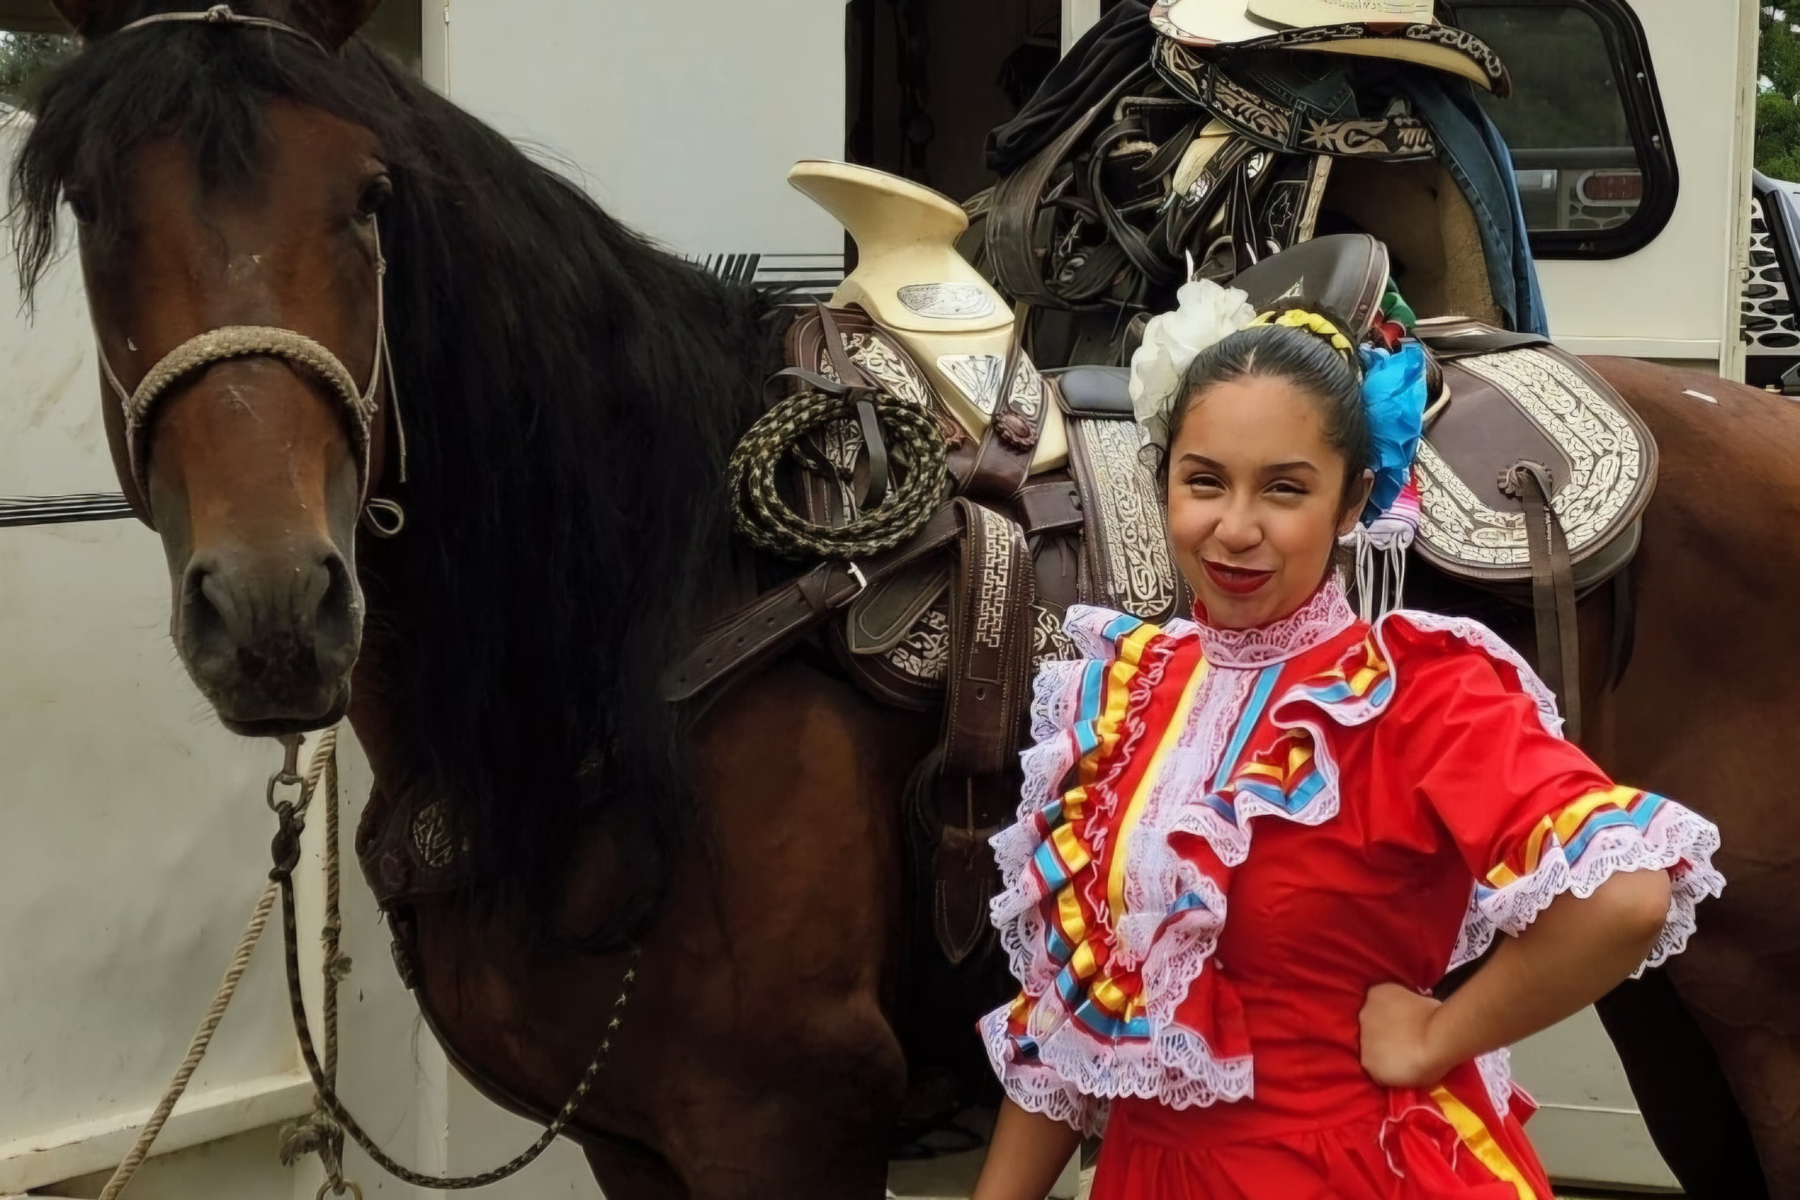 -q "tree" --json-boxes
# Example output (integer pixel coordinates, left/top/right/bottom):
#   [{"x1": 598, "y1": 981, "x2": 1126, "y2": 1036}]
[
  {"x1": 1758, "y1": 9, "x2": 1800, "y2": 180},
  {"x1": 0, "y1": 31, "x2": 75, "y2": 108}
]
